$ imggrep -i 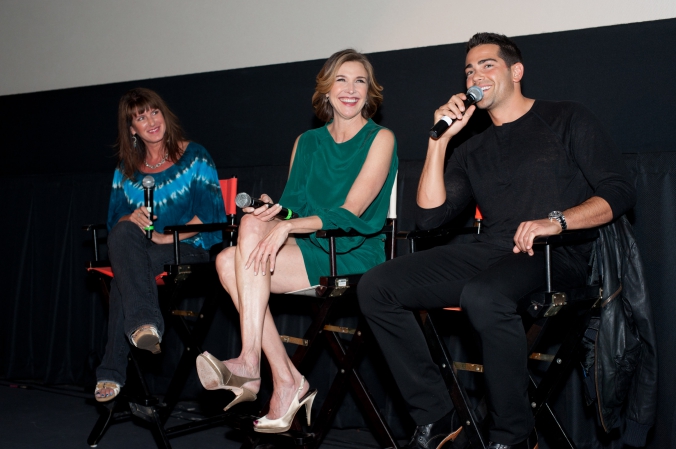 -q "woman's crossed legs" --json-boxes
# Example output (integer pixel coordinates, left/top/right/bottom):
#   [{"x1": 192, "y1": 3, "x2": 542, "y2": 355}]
[{"x1": 213, "y1": 213, "x2": 313, "y2": 420}]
